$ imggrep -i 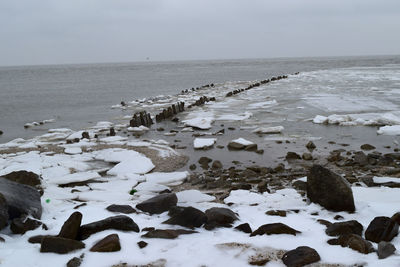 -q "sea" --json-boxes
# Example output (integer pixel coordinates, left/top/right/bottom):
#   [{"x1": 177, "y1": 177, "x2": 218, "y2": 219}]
[{"x1": 1, "y1": 55, "x2": 400, "y2": 143}]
